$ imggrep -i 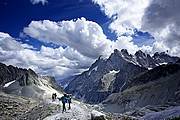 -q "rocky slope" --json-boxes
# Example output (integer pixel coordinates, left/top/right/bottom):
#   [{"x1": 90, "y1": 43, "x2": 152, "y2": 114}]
[
  {"x1": 65, "y1": 49, "x2": 179, "y2": 103},
  {"x1": 0, "y1": 63, "x2": 64, "y2": 100},
  {"x1": 0, "y1": 92, "x2": 37, "y2": 120},
  {"x1": 0, "y1": 92, "x2": 67, "y2": 120},
  {"x1": 102, "y1": 61, "x2": 180, "y2": 114},
  {"x1": 0, "y1": 92, "x2": 109, "y2": 120}
]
